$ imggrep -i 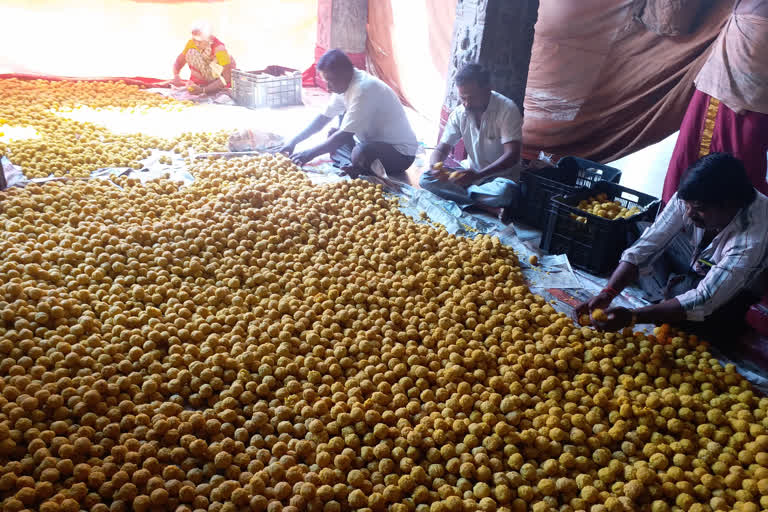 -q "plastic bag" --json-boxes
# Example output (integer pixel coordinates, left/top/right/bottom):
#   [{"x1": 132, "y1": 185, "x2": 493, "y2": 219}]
[{"x1": 227, "y1": 129, "x2": 284, "y2": 152}]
